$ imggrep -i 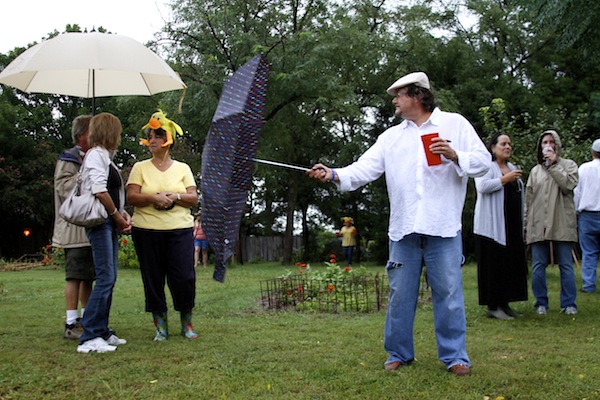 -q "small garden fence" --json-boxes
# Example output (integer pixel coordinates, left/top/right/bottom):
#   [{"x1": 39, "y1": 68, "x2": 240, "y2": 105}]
[{"x1": 260, "y1": 266, "x2": 388, "y2": 313}]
